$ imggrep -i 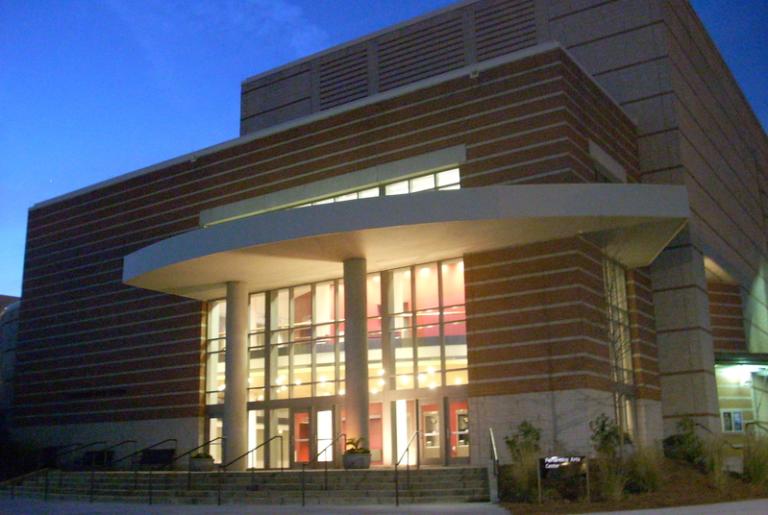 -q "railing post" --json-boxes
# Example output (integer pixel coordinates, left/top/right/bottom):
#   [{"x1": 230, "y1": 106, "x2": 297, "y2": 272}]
[
  {"x1": 395, "y1": 462, "x2": 399, "y2": 507},
  {"x1": 280, "y1": 436, "x2": 284, "y2": 471},
  {"x1": 148, "y1": 468, "x2": 153, "y2": 505},
  {"x1": 301, "y1": 463, "x2": 306, "y2": 506},
  {"x1": 89, "y1": 467, "x2": 95, "y2": 503},
  {"x1": 216, "y1": 466, "x2": 221, "y2": 506}
]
